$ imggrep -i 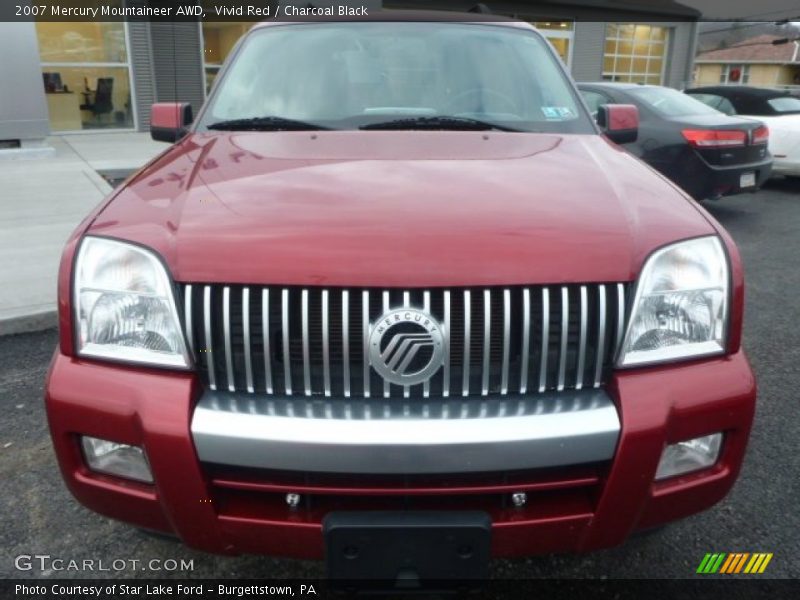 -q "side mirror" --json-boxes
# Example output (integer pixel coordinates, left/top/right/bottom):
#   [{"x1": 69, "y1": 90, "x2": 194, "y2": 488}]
[
  {"x1": 150, "y1": 103, "x2": 193, "y2": 143},
  {"x1": 597, "y1": 104, "x2": 638, "y2": 145}
]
